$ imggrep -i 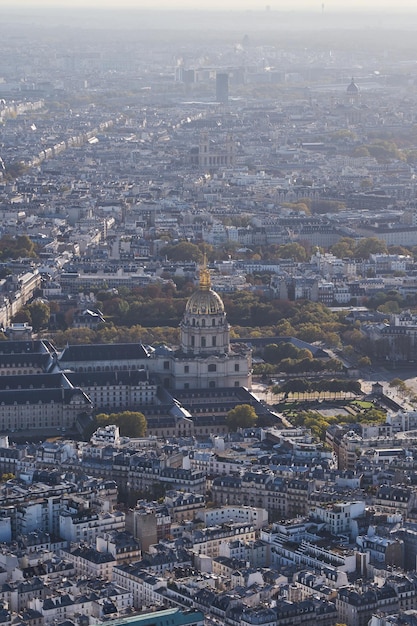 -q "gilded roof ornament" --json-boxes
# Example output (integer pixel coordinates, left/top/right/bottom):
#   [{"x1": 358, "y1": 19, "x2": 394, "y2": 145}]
[
  {"x1": 199, "y1": 254, "x2": 211, "y2": 291},
  {"x1": 184, "y1": 255, "x2": 225, "y2": 315}
]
